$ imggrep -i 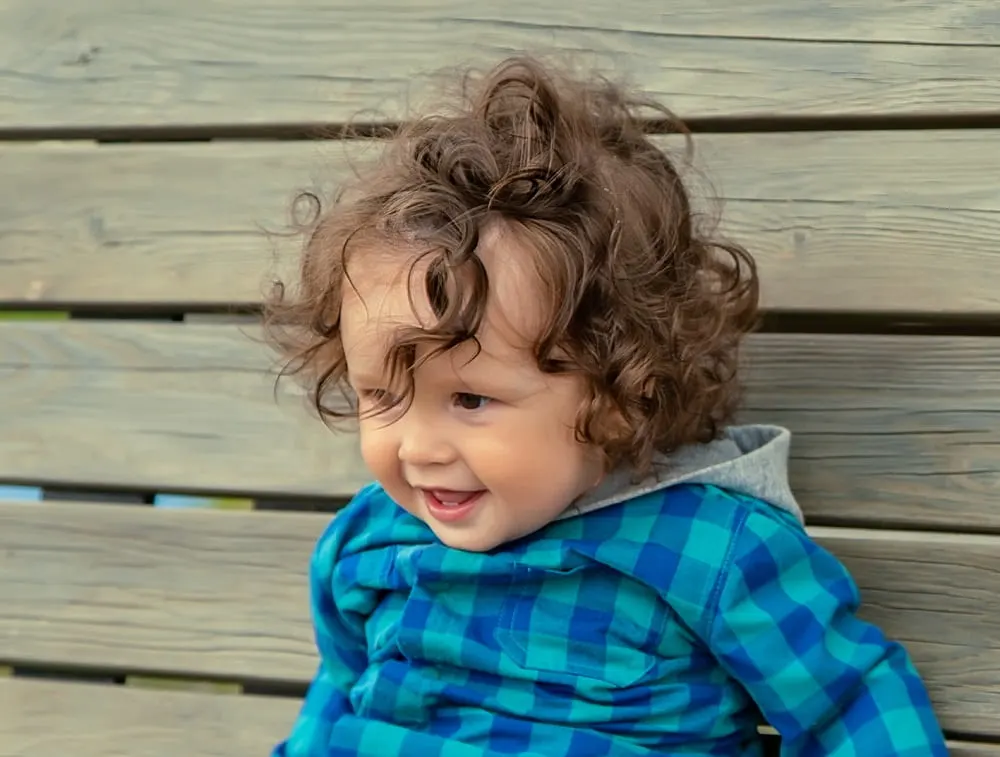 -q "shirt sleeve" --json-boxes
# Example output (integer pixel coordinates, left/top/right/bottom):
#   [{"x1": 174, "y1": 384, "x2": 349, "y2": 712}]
[
  {"x1": 271, "y1": 511, "x2": 369, "y2": 757},
  {"x1": 705, "y1": 504, "x2": 949, "y2": 756}
]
